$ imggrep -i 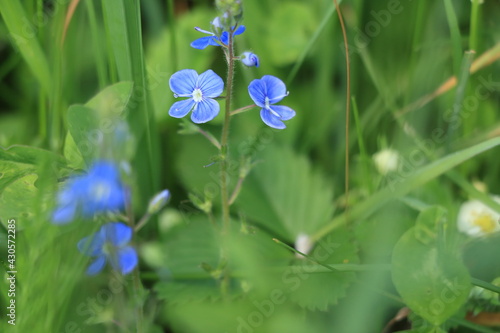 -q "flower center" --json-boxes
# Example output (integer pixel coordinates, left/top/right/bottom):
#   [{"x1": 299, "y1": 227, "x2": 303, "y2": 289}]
[
  {"x1": 264, "y1": 97, "x2": 270, "y2": 109},
  {"x1": 192, "y1": 88, "x2": 203, "y2": 102},
  {"x1": 91, "y1": 182, "x2": 111, "y2": 201},
  {"x1": 473, "y1": 213, "x2": 497, "y2": 233}
]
